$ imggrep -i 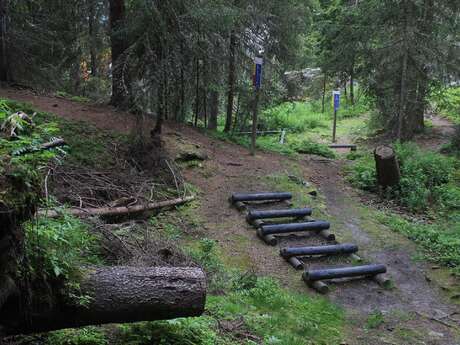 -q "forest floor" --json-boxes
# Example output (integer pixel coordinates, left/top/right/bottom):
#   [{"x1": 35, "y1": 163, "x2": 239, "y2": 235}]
[{"x1": 1, "y1": 87, "x2": 459, "y2": 345}]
